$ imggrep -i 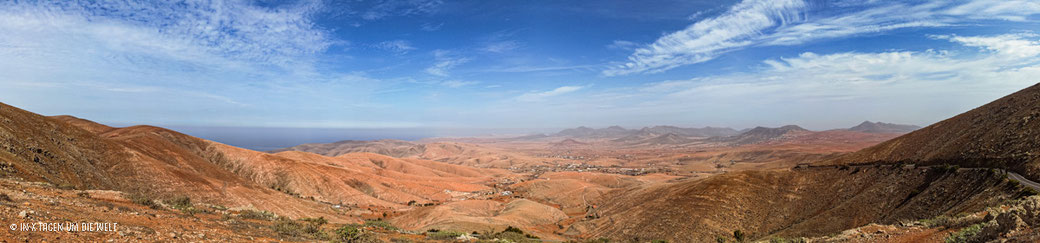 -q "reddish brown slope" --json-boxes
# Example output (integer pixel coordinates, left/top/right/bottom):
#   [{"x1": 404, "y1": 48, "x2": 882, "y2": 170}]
[
  {"x1": 0, "y1": 103, "x2": 347, "y2": 221},
  {"x1": 50, "y1": 113, "x2": 508, "y2": 210},
  {"x1": 578, "y1": 167, "x2": 1018, "y2": 242},
  {"x1": 827, "y1": 83, "x2": 1040, "y2": 180}
]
